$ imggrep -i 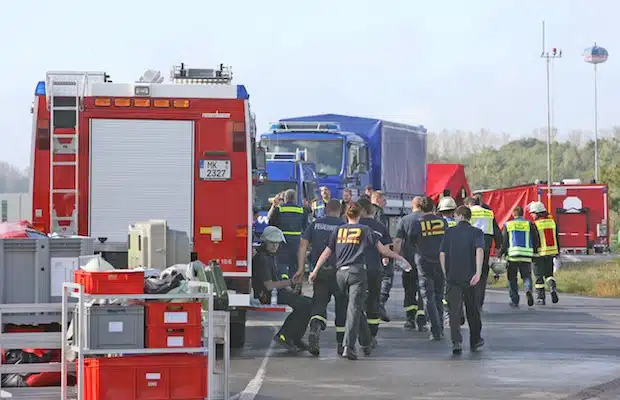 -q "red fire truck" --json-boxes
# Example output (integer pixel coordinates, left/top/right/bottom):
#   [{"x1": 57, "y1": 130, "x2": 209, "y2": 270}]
[{"x1": 29, "y1": 63, "x2": 271, "y2": 347}]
